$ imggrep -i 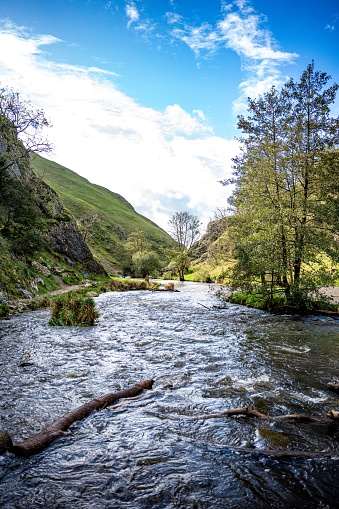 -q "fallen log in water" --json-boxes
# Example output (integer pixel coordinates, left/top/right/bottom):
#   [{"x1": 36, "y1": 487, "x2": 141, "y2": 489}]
[{"x1": 6, "y1": 379, "x2": 154, "y2": 457}]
